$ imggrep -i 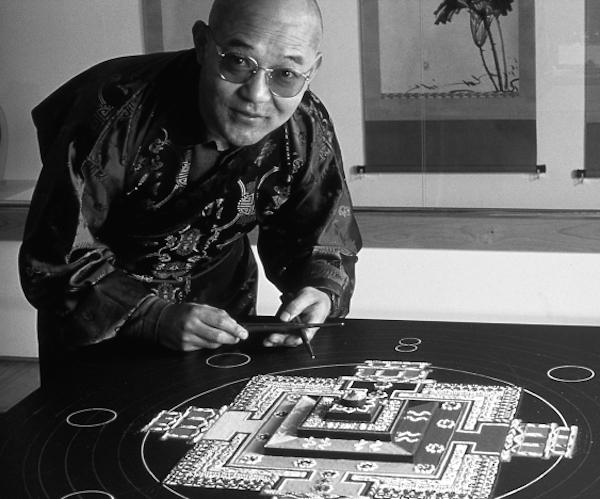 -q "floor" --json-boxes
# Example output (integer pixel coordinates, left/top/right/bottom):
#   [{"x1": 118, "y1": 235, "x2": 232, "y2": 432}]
[{"x1": 0, "y1": 358, "x2": 40, "y2": 412}]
